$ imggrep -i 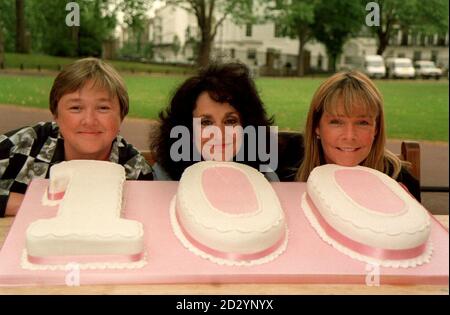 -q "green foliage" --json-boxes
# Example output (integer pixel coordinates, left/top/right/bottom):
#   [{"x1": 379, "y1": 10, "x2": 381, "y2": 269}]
[
  {"x1": 313, "y1": 0, "x2": 364, "y2": 71},
  {"x1": 263, "y1": 0, "x2": 317, "y2": 75},
  {"x1": 0, "y1": 0, "x2": 152, "y2": 57},
  {"x1": 264, "y1": 0, "x2": 315, "y2": 39},
  {"x1": 118, "y1": 0, "x2": 152, "y2": 33},
  {"x1": 167, "y1": 0, "x2": 255, "y2": 65},
  {"x1": 116, "y1": 0, "x2": 153, "y2": 55},
  {"x1": 30, "y1": 0, "x2": 117, "y2": 57},
  {"x1": 172, "y1": 35, "x2": 181, "y2": 56},
  {"x1": 374, "y1": 0, "x2": 448, "y2": 34},
  {"x1": 118, "y1": 42, "x2": 154, "y2": 61},
  {"x1": 0, "y1": 0, "x2": 16, "y2": 52},
  {"x1": 367, "y1": 0, "x2": 449, "y2": 54}
]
